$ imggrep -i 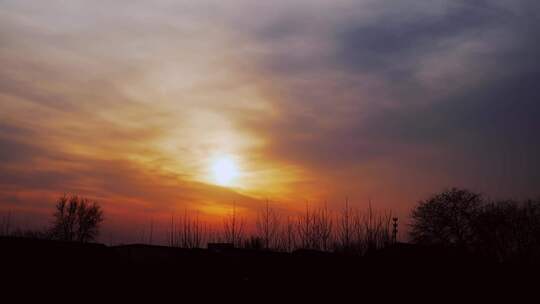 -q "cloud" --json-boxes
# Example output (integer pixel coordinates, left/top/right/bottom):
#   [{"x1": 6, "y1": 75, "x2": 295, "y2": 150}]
[{"x1": 1, "y1": 0, "x2": 540, "y2": 241}]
